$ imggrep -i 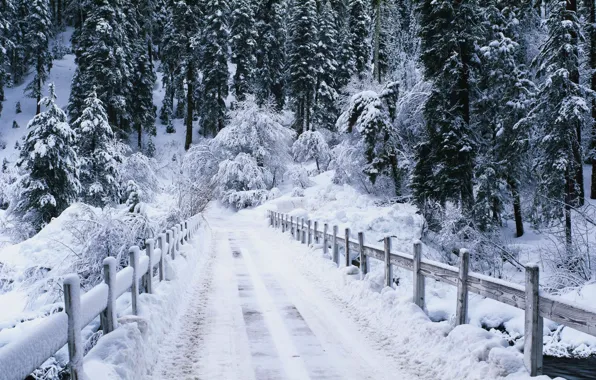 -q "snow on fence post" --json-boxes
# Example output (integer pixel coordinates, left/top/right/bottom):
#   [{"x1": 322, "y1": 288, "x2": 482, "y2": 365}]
[
  {"x1": 345, "y1": 228, "x2": 351, "y2": 267},
  {"x1": 314, "y1": 221, "x2": 319, "y2": 243},
  {"x1": 185, "y1": 221, "x2": 189, "y2": 241},
  {"x1": 286, "y1": 215, "x2": 290, "y2": 231},
  {"x1": 358, "y1": 232, "x2": 367, "y2": 279},
  {"x1": 332, "y1": 225, "x2": 339, "y2": 265},
  {"x1": 412, "y1": 241, "x2": 425, "y2": 309},
  {"x1": 167, "y1": 230, "x2": 174, "y2": 260},
  {"x1": 455, "y1": 249, "x2": 469, "y2": 325},
  {"x1": 282, "y1": 214, "x2": 286, "y2": 233},
  {"x1": 144, "y1": 239, "x2": 154, "y2": 294},
  {"x1": 384, "y1": 237, "x2": 393, "y2": 287},
  {"x1": 323, "y1": 224, "x2": 329, "y2": 255},
  {"x1": 269, "y1": 211, "x2": 273, "y2": 226},
  {"x1": 308, "y1": 220, "x2": 312, "y2": 245},
  {"x1": 297, "y1": 218, "x2": 302, "y2": 242},
  {"x1": 64, "y1": 275, "x2": 84, "y2": 380},
  {"x1": 101, "y1": 257, "x2": 117, "y2": 334},
  {"x1": 129, "y1": 246, "x2": 140, "y2": 315},
  {"x1": 290, "y1": 216, "x2": 295, "y2": 237},
  {"x1": 301, "y1": 219, "x2": 306, "y2": 244},
  {"x1": 524, "y1": 264, "x2": 543, "y2": 376},
  {"x1": 178, "y1": 224, "x2": 184, "y2": 247}
]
